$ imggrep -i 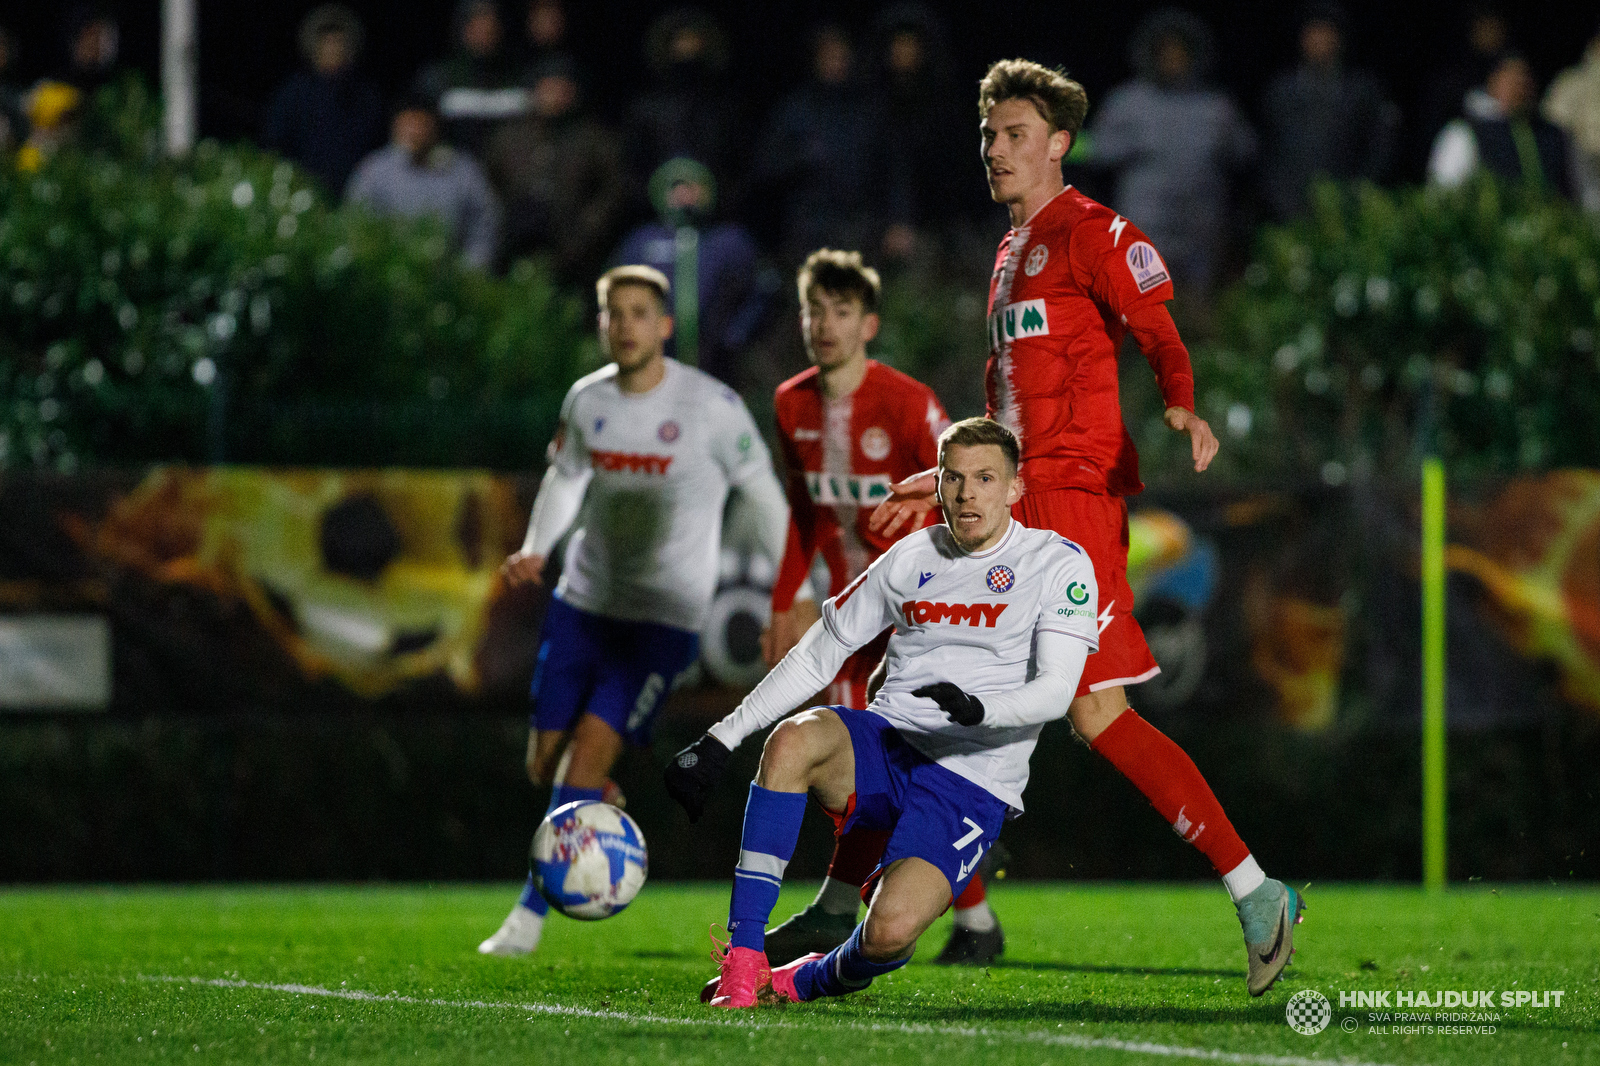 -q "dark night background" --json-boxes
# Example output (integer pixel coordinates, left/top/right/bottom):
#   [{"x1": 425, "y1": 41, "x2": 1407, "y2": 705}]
[{"x1": 3, "y1": 0, "x2": 1596, "y2": 184}]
